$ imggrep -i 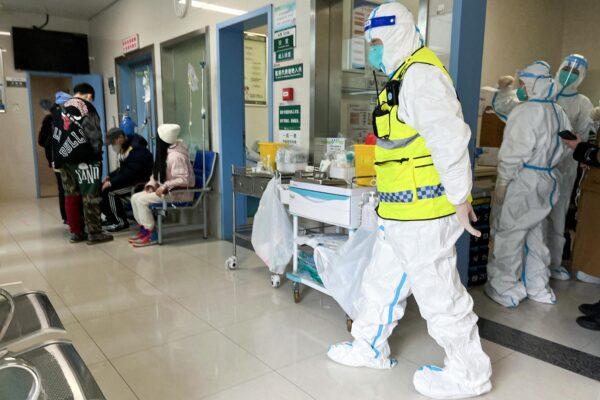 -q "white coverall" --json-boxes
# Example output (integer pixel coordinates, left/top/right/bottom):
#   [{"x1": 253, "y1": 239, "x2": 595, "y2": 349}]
[
  {"x1": 485, "y1": 62, "x2": 570, "y2": 308},
  {"x1": 492, "y1": 55, "x2": 593, "y2": 280},
  {"x1": 327, "y1": 3, "x2": 491, "y2": 399}
]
